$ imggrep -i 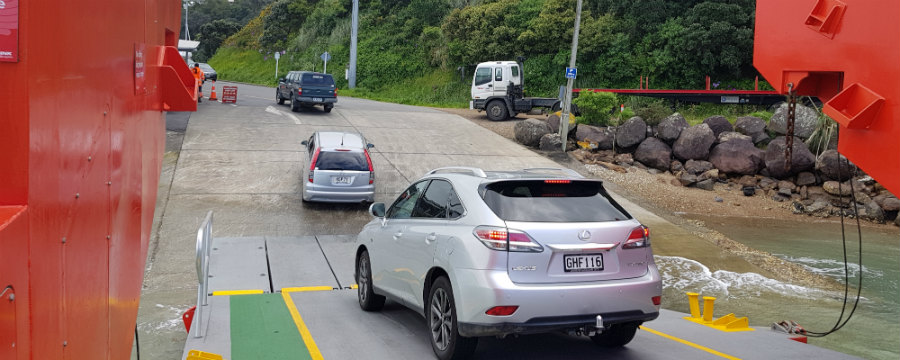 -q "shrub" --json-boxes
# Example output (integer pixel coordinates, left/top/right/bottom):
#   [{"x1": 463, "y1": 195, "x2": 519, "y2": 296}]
[
  {"x1": 573, "y1": 91, "x2": 617, "y2": 126},
  {"x1": 633, "y1": 100, "x2": 671, "y2": 126}
]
